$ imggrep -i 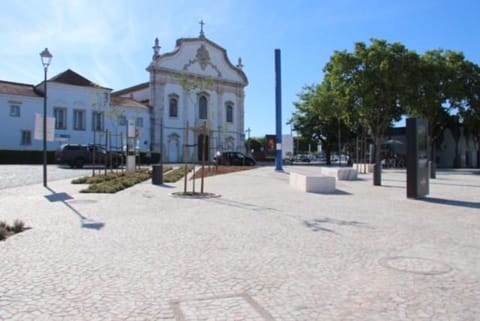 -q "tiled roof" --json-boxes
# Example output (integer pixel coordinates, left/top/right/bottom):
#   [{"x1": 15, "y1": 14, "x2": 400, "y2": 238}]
[
  {"x1": 111, "y1": 96, "x2": 150, "y2": 109},
  {"x1": 0, "y1": 80, "x2": 41, "y2": 97},
  {"x1": 111, "y1": 82, "x2": 149, "y2": 96},
  {"x1": 48, "y1": 69, "x2": 110, "y2": 89}
]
